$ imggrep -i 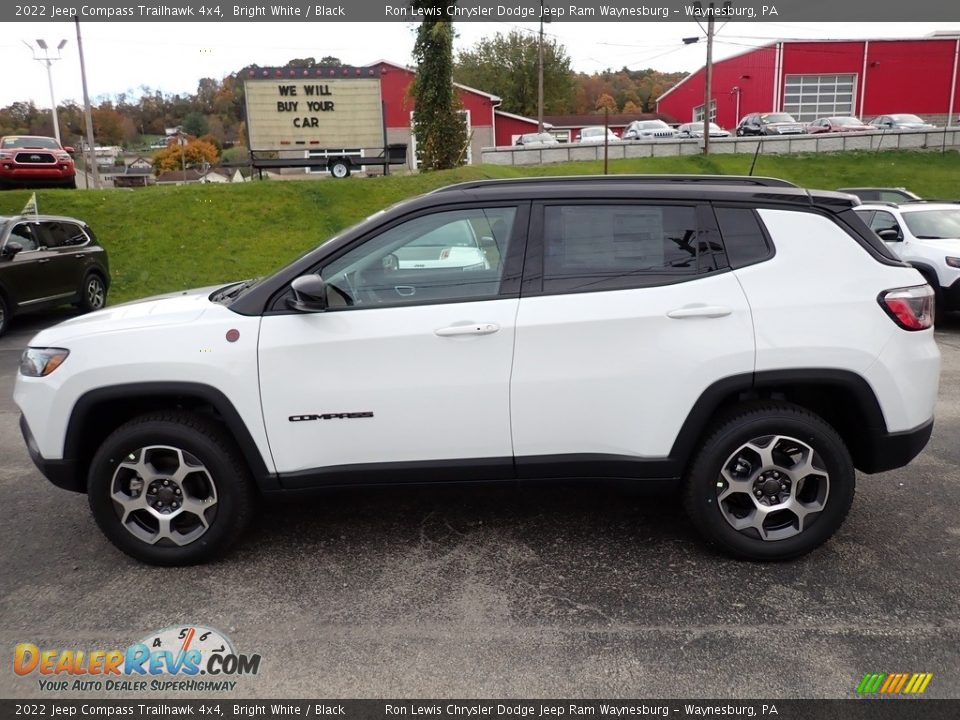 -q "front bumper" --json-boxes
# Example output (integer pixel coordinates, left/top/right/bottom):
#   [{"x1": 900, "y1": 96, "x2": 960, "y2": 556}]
[
  {"x1": 943, "y1": 278, "x2": 960, "y2": 311},
  {"x1": 19, "y1": 414, "x2": 83, "y2": 493}
]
